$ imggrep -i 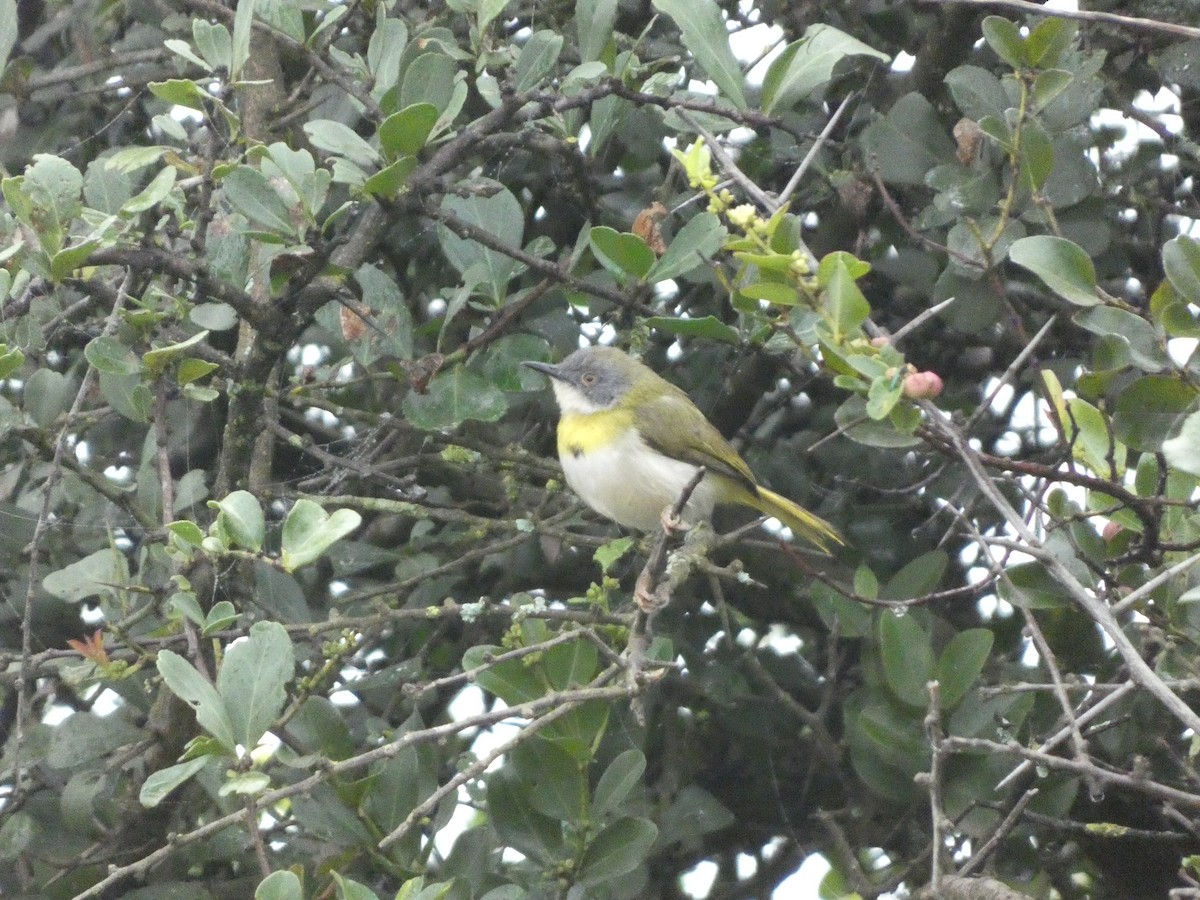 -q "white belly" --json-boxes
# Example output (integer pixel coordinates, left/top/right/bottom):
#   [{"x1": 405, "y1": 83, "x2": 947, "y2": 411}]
[{"x1": 560, "y1": 428, "x2": 716, "y2": 531}]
